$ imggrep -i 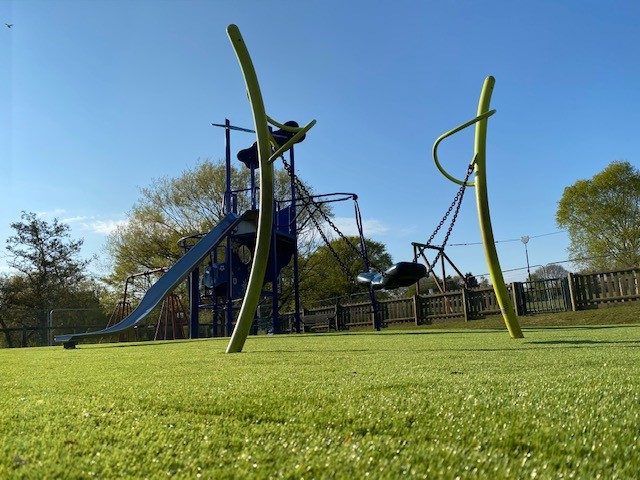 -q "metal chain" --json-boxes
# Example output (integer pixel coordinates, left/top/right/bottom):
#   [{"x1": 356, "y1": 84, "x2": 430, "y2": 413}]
[
  {"x1": 424, "y1": 161, "x2": 474, "y2": 247},
  {"x1": 281, "y1": 156, "x2": 475, "y2": 279},
  {"x1": 439, "y1": 160, "x2": 476, "y2": 250},
  {"x1": 423, "y1": 159, "x2": 477, "y2": 272},
  {"x1": 308, "y1": 204, "x2": 357, "y2": 280},
  {"x1": 281, "y1": 157, "x2": 375, "y2": 279}
]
